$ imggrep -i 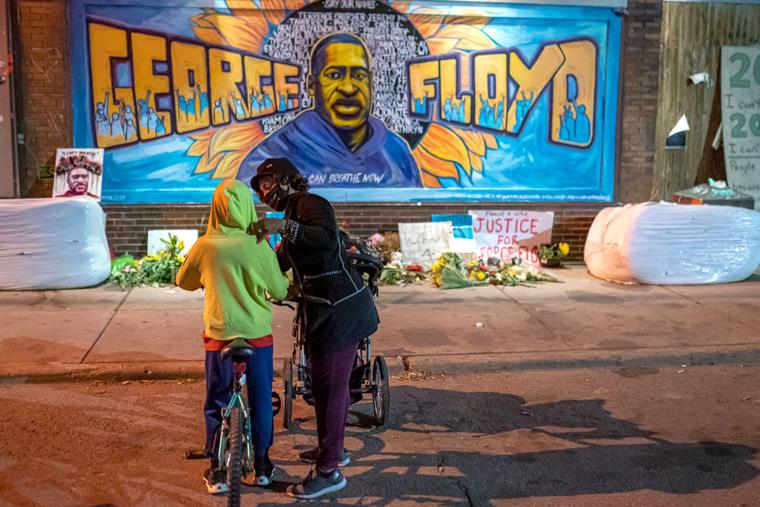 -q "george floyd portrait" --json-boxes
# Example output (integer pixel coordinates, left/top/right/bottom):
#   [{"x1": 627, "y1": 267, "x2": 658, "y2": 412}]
[
  {"x1": 237, "y1": 33, "x2": 421, "y2": 189},
  {"x1": 53, "y1": 148, "x2": 104, "y2": 200}
]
